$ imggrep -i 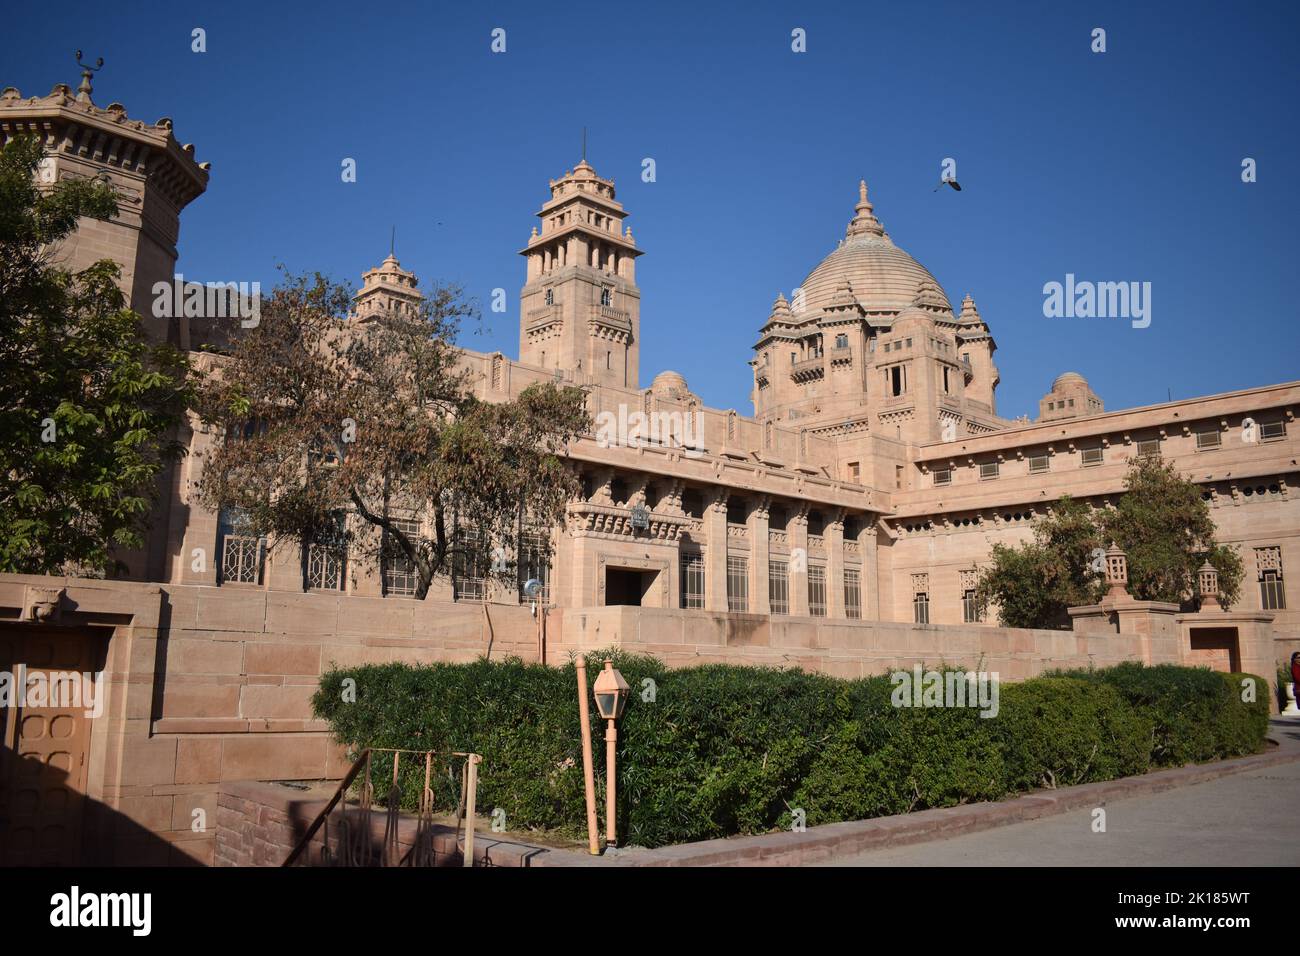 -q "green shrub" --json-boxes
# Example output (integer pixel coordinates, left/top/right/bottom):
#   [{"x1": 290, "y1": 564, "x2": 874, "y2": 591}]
[
  {"x1": 997, "y1": 677, "x2": 1152, "y2": 789},
  {"x1": 313, "y1": 654, "x2": 1271, "y2": 848},
  {"x1": 1049, "y1": 661, "x2": 1270, "y2": 765}
]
